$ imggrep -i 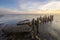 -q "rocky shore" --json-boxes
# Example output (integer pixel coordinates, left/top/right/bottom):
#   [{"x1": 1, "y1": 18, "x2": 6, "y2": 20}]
[
  {"x1": 0, "y1": 24, "x2": 32, "y2": 40},
  {"x1": 0, "y1": 15, "x2": 54, "y2": 40}
]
